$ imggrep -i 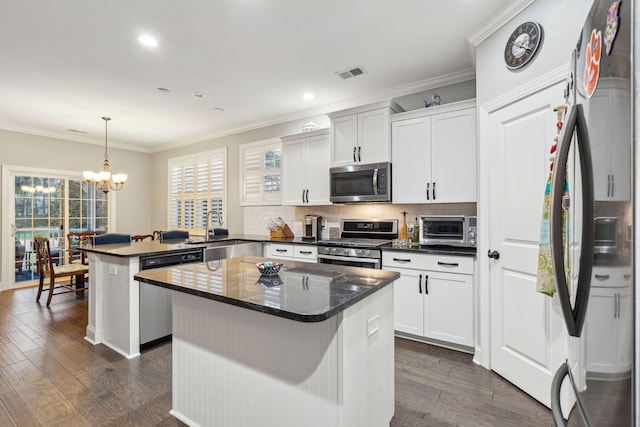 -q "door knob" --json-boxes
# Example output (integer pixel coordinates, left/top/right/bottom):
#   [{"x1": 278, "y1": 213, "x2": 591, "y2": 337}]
[{"x1": 487, "y1": 250, "x2": 500, "y2": 259}]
